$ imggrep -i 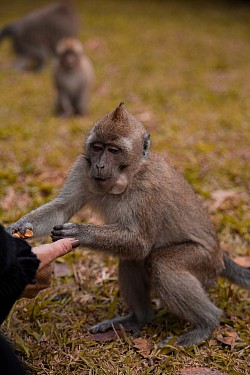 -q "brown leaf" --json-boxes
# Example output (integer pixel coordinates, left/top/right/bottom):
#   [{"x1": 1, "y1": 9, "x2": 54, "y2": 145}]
[
  {"x1": 178, "y1": 368, "x2": 228, "y2": 375},
  {"x1": 132, "y1": 337, "x2": 153, "y2": 358},
  {"x1": 233, "y1": 256, "x2": 250, "y2": 268},
  {"x1": 217, "y1": 335, "x2": 235, "y2": 346},
  {"x1": 225, "y1": 330, "x2": 238, "y2": 338},
  {"x1": 217, "y1": 330, "x2": 238, "y2": 348},
  {"x1": 210, "y1": 190, "x2": 240, "y2": 212},
  {"x1": 91, "y1": 329, "x2": 123, "y2": 342},
  {"x1": 54, "y1": 262, "x2": 71, "y2": 278}
]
